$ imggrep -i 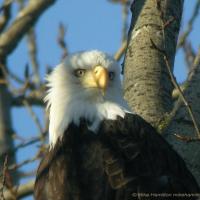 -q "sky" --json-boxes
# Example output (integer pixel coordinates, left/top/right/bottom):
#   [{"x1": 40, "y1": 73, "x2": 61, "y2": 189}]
[{"x1": 1, "y1": 0, "x2": 200, "y2": 199}]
